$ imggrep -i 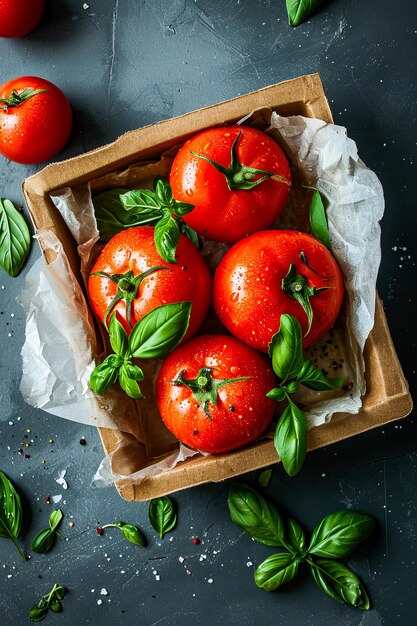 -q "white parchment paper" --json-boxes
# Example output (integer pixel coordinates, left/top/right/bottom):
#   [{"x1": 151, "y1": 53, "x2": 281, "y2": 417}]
[{"x1": 19, "y1": 113, "x2": 384, "y2": 485}]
